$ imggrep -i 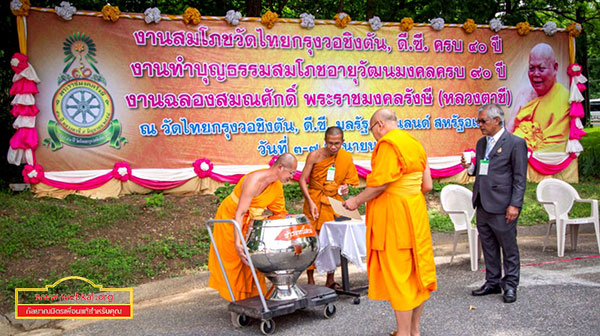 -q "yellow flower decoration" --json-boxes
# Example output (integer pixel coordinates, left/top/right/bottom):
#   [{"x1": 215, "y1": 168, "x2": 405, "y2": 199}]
[
  {"x1": 566, "y1": 21, "x2": 582, "y2": 38},
  {"x1": 183, "y1": 7, "x2": 202, "y2": 25},
  {"x1": 11, "y1": 0, "x2": 31, "y2": 16},
  {"x1": 400, "y1": 17, "x2": 414, "y2": 32},
  {"x1": 334, "y1": 12, "x2": 351, "y2": 28},
  {"x1": 261, "y1": 10, "x2": 278, "y2": 29},
  {"x1": 101, "y1": 4, "x2": 121, "y2": 22},
  {"x1": 516, "y1": 22, "x2": 531, "y2": 36},
  {"x1": 462, "y1": 19, "x2": 477, "y2": 34}
]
